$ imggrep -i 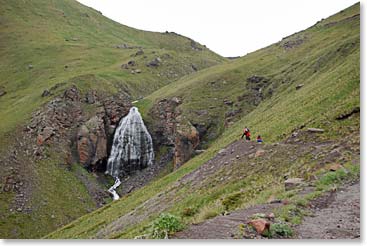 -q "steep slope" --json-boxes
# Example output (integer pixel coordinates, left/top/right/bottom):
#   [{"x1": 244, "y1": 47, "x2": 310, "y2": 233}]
[
  {"x1": 0, "y1": 0, "x2": 225, "y2": 239},
  {"x1": 0, "y1": 0, "x2": 225, "y2": 138},
  {"x1": 47, "y1": 3, "x2": 359, "y2": 239}
]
